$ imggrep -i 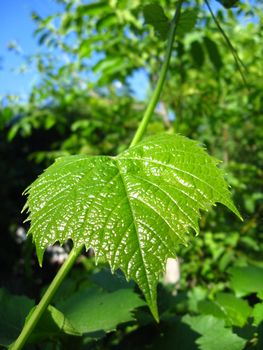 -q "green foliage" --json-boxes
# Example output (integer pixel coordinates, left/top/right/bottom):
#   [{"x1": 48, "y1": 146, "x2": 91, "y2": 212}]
[
  {"x1": 203, "y1": 36, "x2": 223, "y2": 71},
  {"x1": 143, "y1": 4, "x2": 198, "y2": 40},
  {"x1": 1, "y1": 0, "x2": 263, "y2": 348},
  {"x1": 0, "y1": 289, "x2": 34, "y2": 347},
  {"x1": 252, "y1": 303, "x2": 263, "y2": 326},
  {"x1": 24, "y1": 133, "x2": 239, "y2": 319},
  {"x1": 143, "y1": 4, "x2": 170, "y2": 40},
  {"x1": 183, "y1": 314, "x2": 246, "y2": 350},
  {"x1": 216, "y1": 0, "x2": 240, "y2": 9},
  {"x1": 229, "y1": 266, "x2": 263, "y2": 297},
  {"x1": 176, "y1": 9, "x2": 199, "y2": 37},
  {"x1": 57, "y1": 287, "x2": 145, "y2": 333},
  {"x1": 27, "y1": 305, "x2": 81, "y2": 342},
  {"x1": 198, "y1": 292, "x2": 252, "y2": 327}
]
